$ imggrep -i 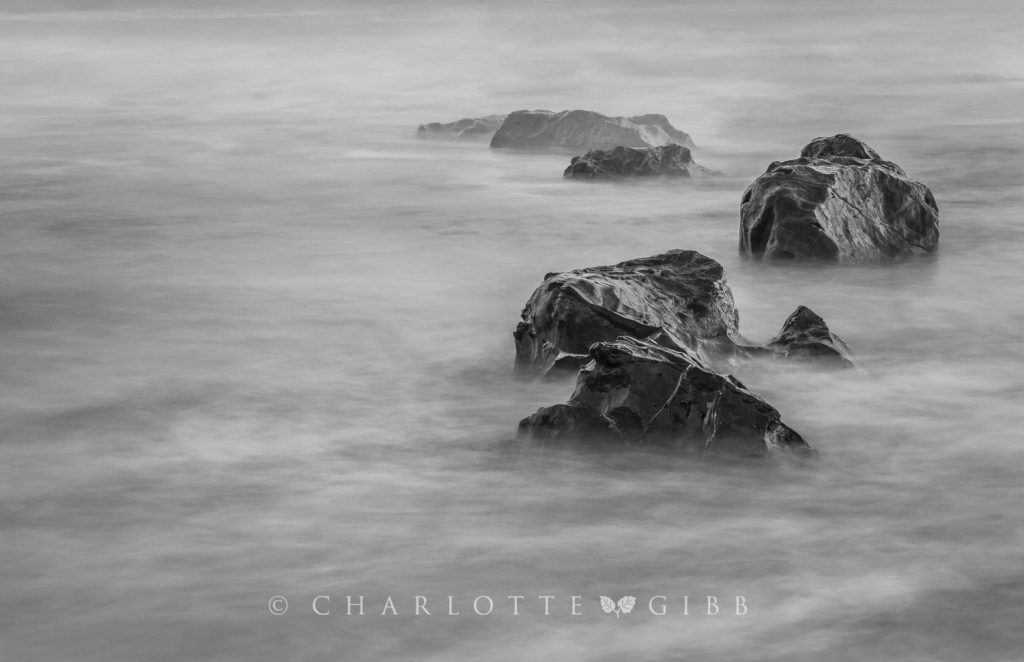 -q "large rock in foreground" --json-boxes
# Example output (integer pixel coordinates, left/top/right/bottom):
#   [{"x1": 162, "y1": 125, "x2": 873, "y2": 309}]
[
  {"x1": 491, "y1": 110, "x2": 694, "y2": 153},
  {"x1": 513, "y1": 250, "x2": 740, "y2": 376},
  {"x1": 417, "y1": 115, "x2": 505, "y2": 140},
  {"x1": 739, "y1": 134, "x2": 939, "y2": 263},
  {"x1": 564, "y1": 144, "x2": 718, "y2": 179},
  {"x1": 517, "y1": 337, "x2": 814, "y2": 458}
]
